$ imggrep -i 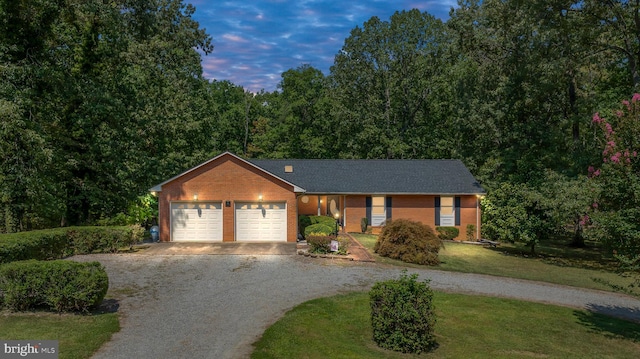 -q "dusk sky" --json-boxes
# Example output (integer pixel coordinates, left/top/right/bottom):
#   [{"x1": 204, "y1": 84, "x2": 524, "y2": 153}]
[{"x1": 190, "y1": 1, "x2": 457, "y2": 92}]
